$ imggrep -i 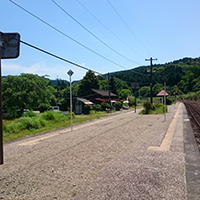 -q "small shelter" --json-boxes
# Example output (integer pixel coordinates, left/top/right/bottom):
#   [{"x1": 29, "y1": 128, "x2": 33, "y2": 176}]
[
  {"x1": 157, "y1": 90, "x2": 169, "y2": 104},
  {"x1": 75, "y1": 97, "x2": 93, "y2": 114}
]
